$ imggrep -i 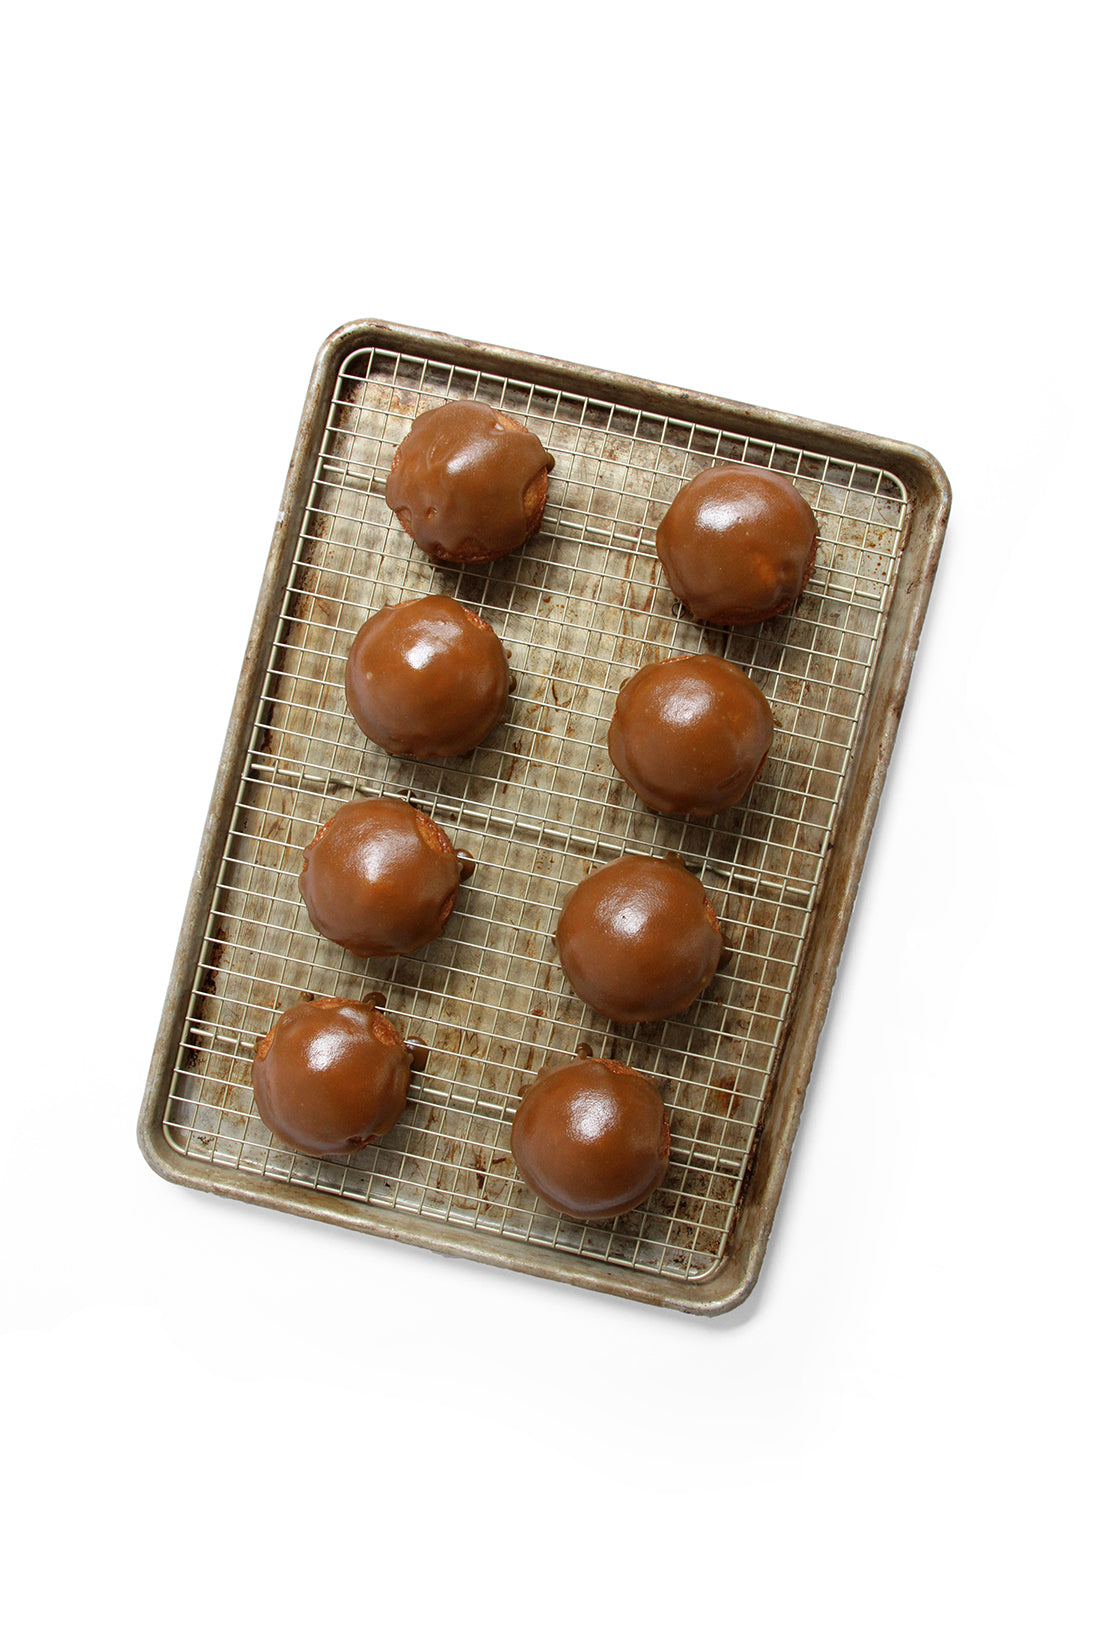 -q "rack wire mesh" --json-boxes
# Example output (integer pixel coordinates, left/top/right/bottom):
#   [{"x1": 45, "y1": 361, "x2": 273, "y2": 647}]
[{"x1": 163, "y1": 346, "x2": 909, "y2": 1285}]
